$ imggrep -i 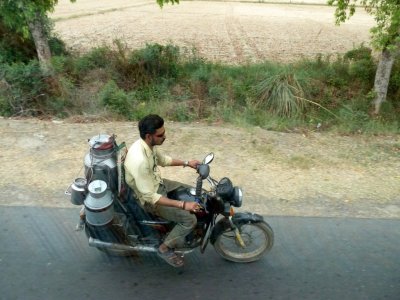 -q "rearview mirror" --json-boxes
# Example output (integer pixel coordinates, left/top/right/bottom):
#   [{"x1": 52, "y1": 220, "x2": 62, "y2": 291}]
[{"x1": 203, "y1": 153, "x2": 214, "y2": 165}]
